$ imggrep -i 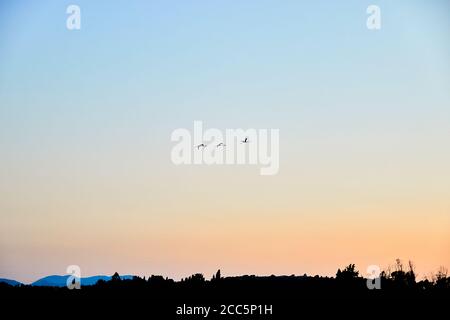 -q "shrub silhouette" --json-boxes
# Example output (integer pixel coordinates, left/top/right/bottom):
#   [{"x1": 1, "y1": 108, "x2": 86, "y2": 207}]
[
  {"x1": 183, "y1": 273, "x2": 205, "y2": 284},
  {"x1": 382, "y1": 259, "x2": 417, "y2": 289},
  {"x1": 111, "y1": 272, "x2": 121, "y2": 282},
  {"x1": 336, "y1": 264, "x2": 359, "y2": 281},
  {"x1": 211, "y1": 269, "x2": 221, "y2": 281}
]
